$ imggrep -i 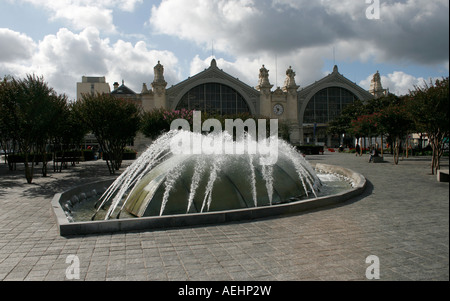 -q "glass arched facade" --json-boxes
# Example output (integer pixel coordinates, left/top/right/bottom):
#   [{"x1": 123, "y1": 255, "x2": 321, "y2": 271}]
[
  {"x1": 176, "y1": 83, "x2": 250, "y2": 115},
  {"x1": 304, "y1": 87, "x2": 358, "y2": 124}
]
